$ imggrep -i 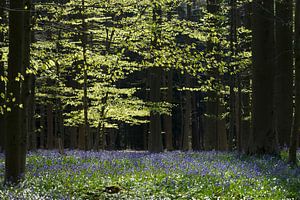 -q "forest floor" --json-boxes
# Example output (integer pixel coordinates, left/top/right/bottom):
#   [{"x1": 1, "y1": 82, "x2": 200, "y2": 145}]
[{"x1": 0, "y1": 150, "x2": 299, "y2": 199}]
